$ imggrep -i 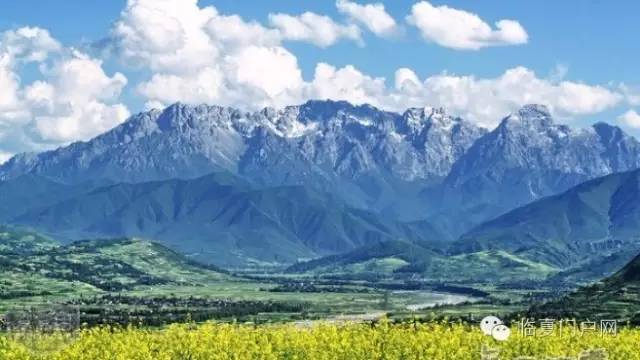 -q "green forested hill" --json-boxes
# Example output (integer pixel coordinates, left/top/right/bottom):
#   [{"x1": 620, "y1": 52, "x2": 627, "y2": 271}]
[
  {"x1": 529, "y1": 253, "x2": 640, "y2": 322},
  {"x1": 287, "y1": 240, "x2": 558, "y2": 283},
  {"x1": 0, "y1": 228, "x2": 230, "y2": 301},
  {"x1": 4, "y1": 172, "x2": 444, "y2": 267}
]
